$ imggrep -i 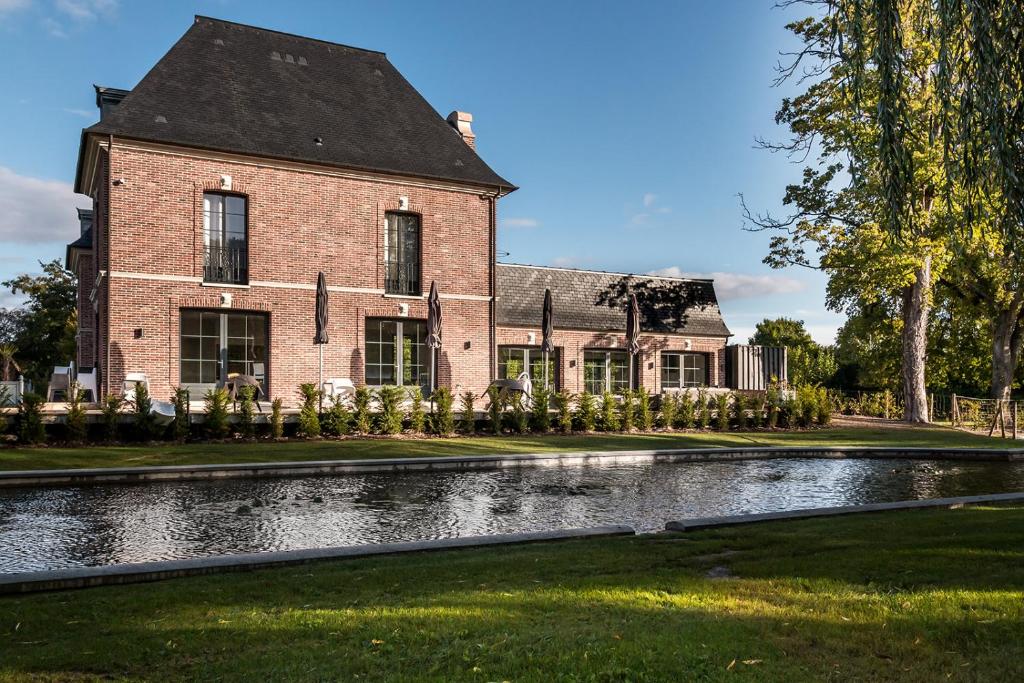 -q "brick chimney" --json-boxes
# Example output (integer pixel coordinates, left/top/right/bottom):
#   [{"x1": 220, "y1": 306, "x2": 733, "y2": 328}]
[{"x1": 446, "y1": 111, "x2": 476, "y2": 149}]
